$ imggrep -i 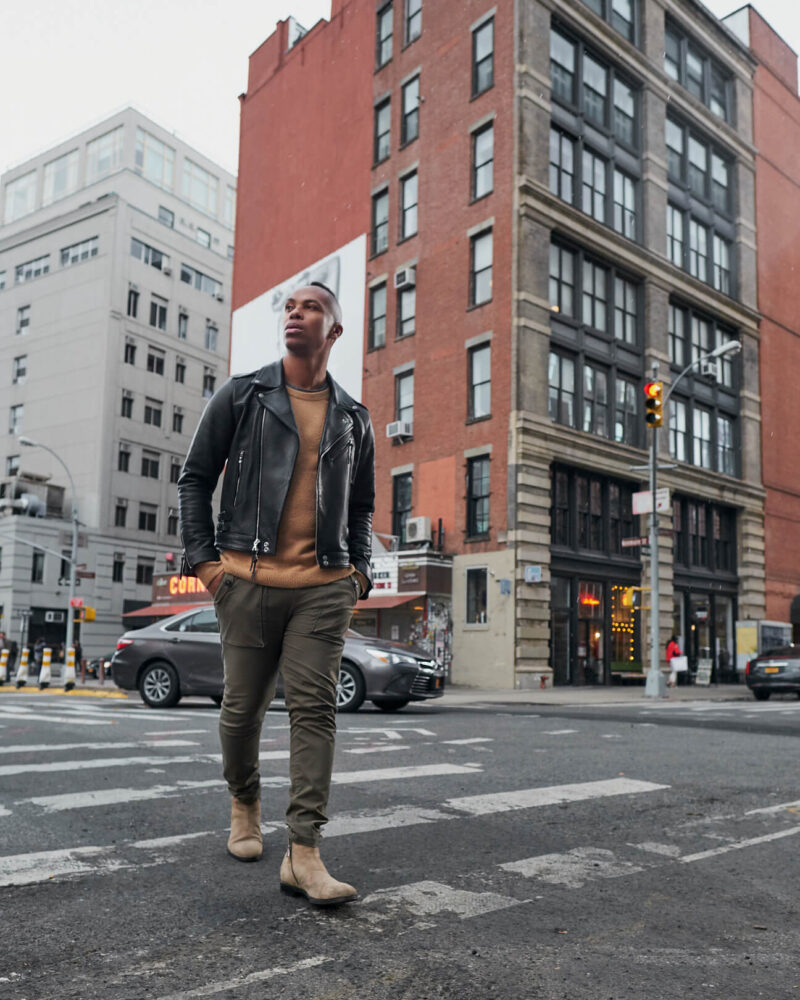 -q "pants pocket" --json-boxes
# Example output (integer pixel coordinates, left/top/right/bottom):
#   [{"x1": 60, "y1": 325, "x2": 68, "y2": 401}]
[
  {"x1": 311, "y1": 578, "x2": 355, "y2": 642},
  {"x1": 216, "y1": 576, "x2": 265, "y2": 648}
]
